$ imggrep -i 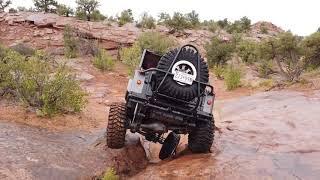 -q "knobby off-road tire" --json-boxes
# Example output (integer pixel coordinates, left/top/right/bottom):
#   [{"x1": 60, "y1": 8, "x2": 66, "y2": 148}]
[
  {"x1": 159, "y1": 132, "x2": 181, "y2": 160},
  {"x1": 156, "y1": 47, "x2": 209, "y2": 101},
  {"x1": 106, "y1": 103, "x2": 127, "y2": 149},
  {"x1": 188, "y1": 117, "x2": 215, "y2": 153}
]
